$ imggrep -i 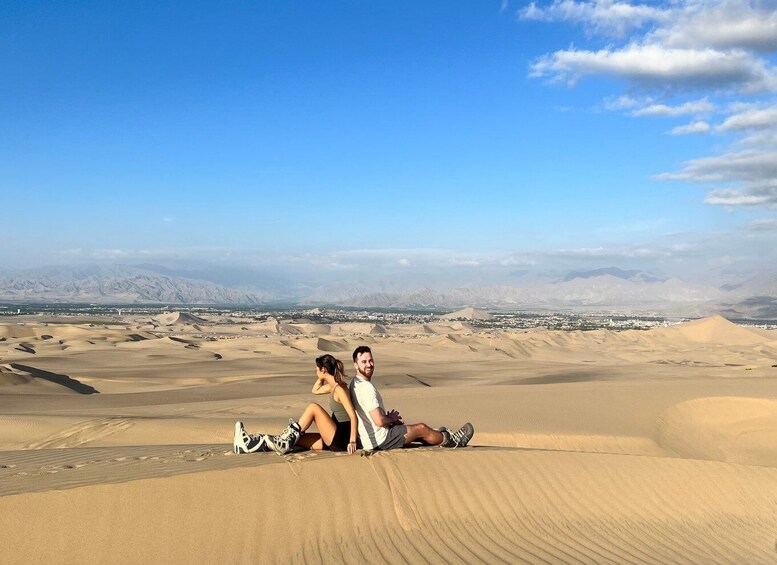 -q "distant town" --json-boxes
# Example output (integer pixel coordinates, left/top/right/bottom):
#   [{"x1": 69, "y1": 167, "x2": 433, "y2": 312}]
[{"x1": 3, "y1": 302, "x2": 776, "y2": 330}]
